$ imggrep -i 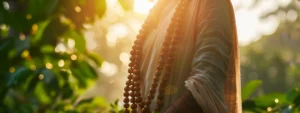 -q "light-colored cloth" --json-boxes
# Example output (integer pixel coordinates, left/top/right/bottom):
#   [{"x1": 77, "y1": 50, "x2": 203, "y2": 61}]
[{"x1": 139, "y1": 0, "x2": 241, "y2": 113}]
